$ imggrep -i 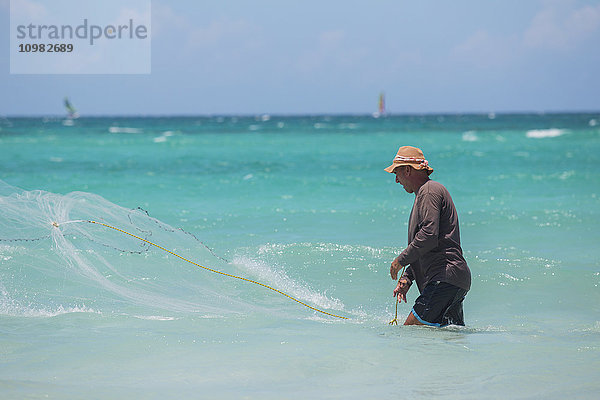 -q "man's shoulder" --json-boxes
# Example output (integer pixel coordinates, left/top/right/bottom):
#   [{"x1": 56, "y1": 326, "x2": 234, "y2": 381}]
[{"x1": 420, "y1": 180, "x2": 448, "y2": 195}]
